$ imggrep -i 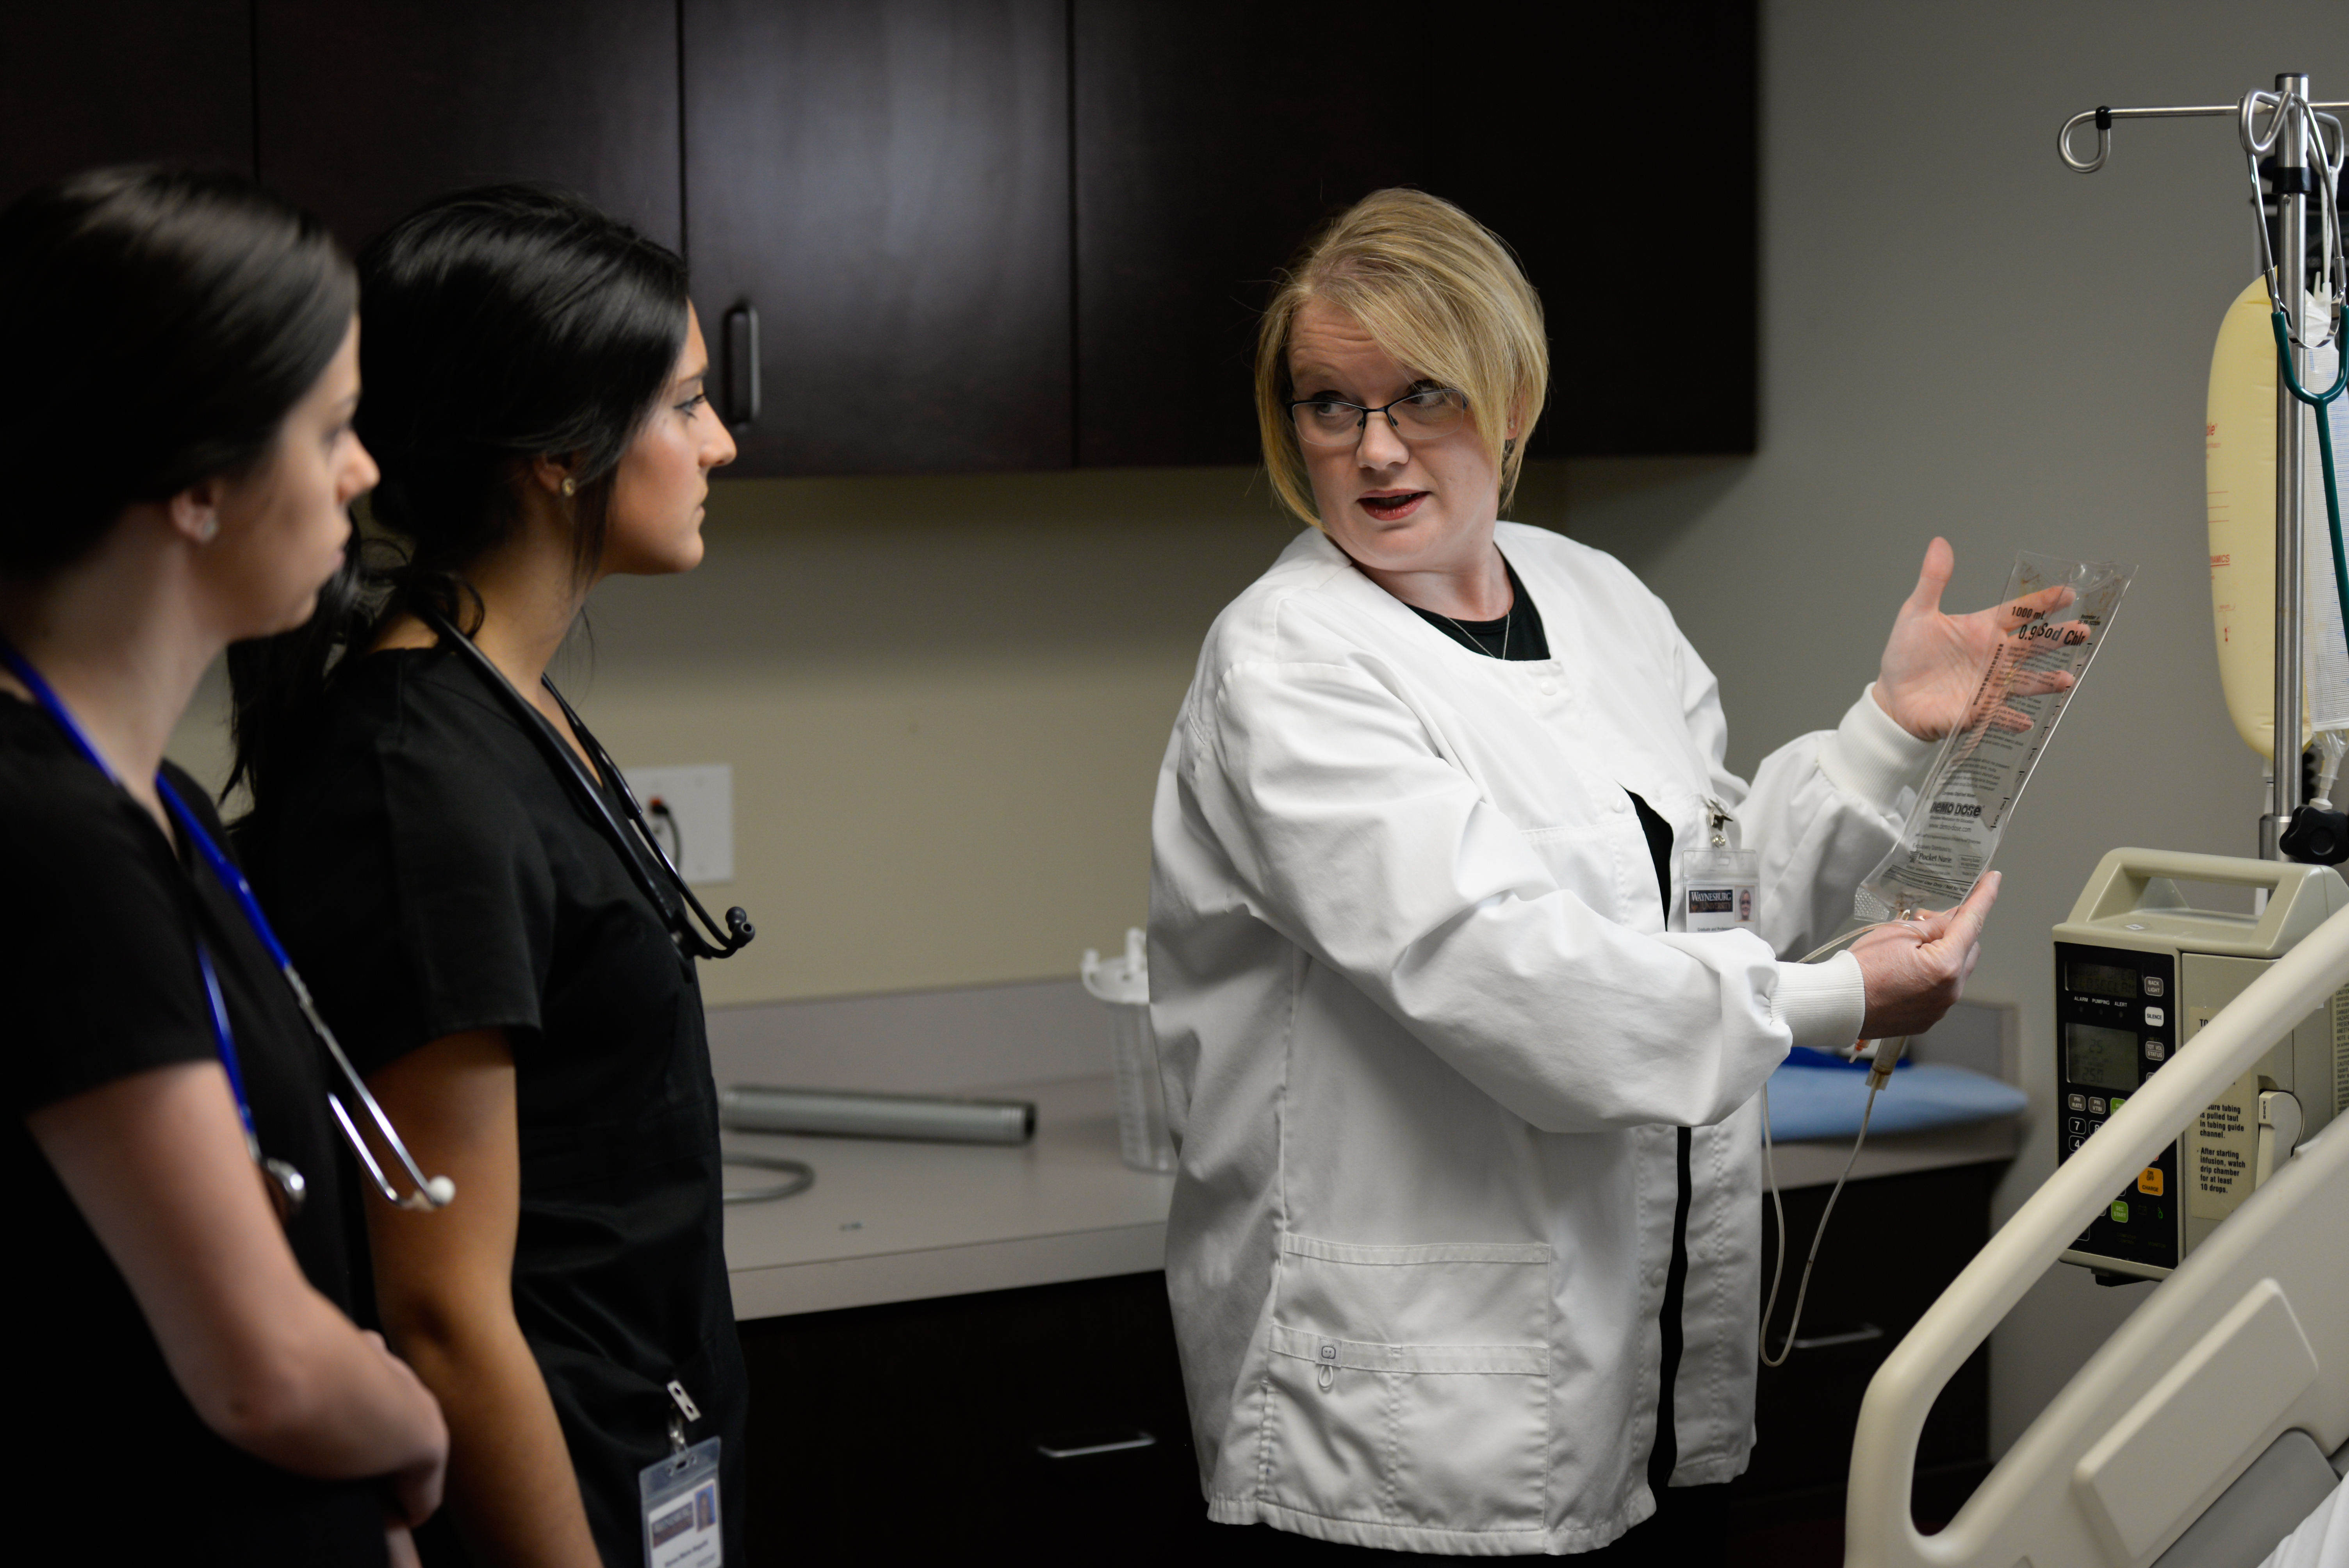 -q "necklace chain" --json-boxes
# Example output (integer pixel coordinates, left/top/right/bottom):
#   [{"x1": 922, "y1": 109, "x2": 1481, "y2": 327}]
[{"x1": 1441, "y1": 599, "x2": 1513, "y2": 660}]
